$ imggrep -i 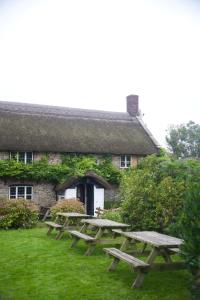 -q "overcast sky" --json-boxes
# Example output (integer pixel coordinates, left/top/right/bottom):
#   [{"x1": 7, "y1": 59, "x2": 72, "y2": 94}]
[{"x1": 0, "y1": 0, "x2": 200, "y2": 147}]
